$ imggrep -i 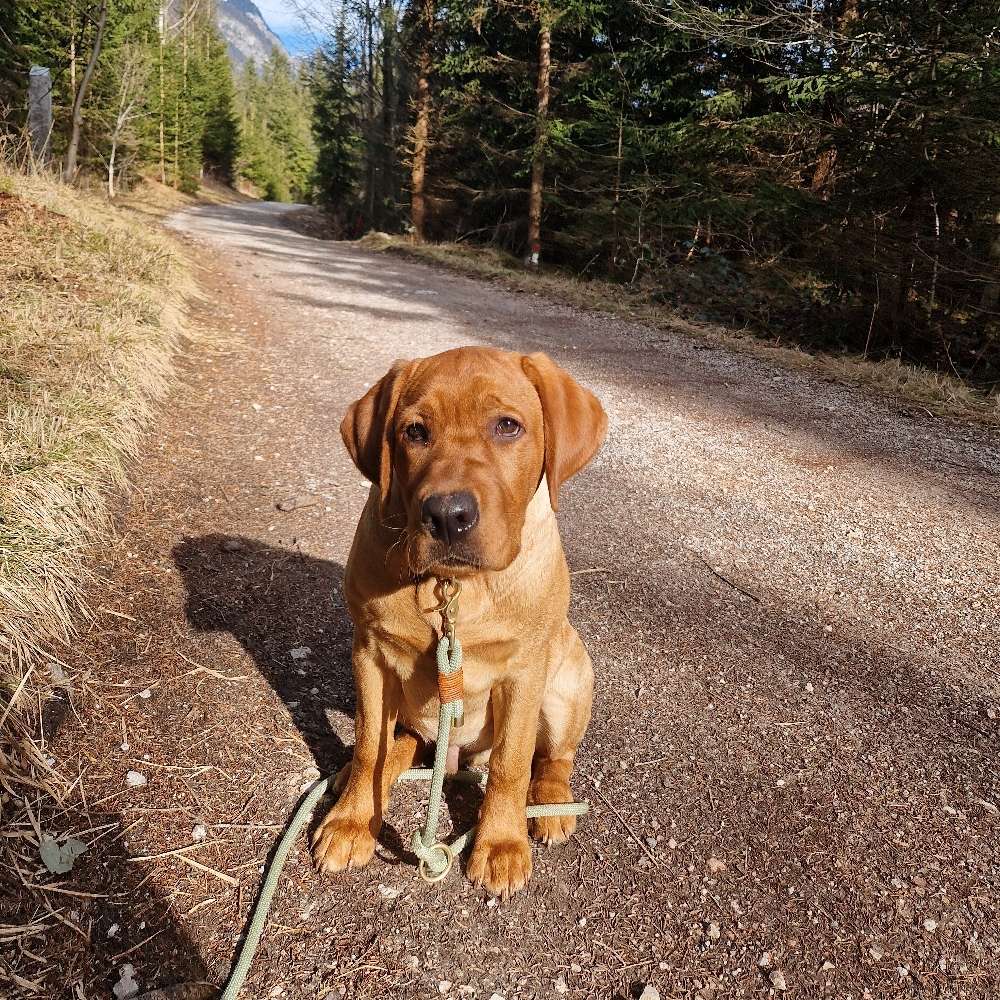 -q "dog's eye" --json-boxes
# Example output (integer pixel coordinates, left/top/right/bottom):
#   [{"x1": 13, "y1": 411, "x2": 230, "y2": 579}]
[
  {"x1": 495, "y1": 416, "x2": 523, "y2": 439},
  {"x1": 404, "y1": 422, "x2": 429, "y2": 444}
]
